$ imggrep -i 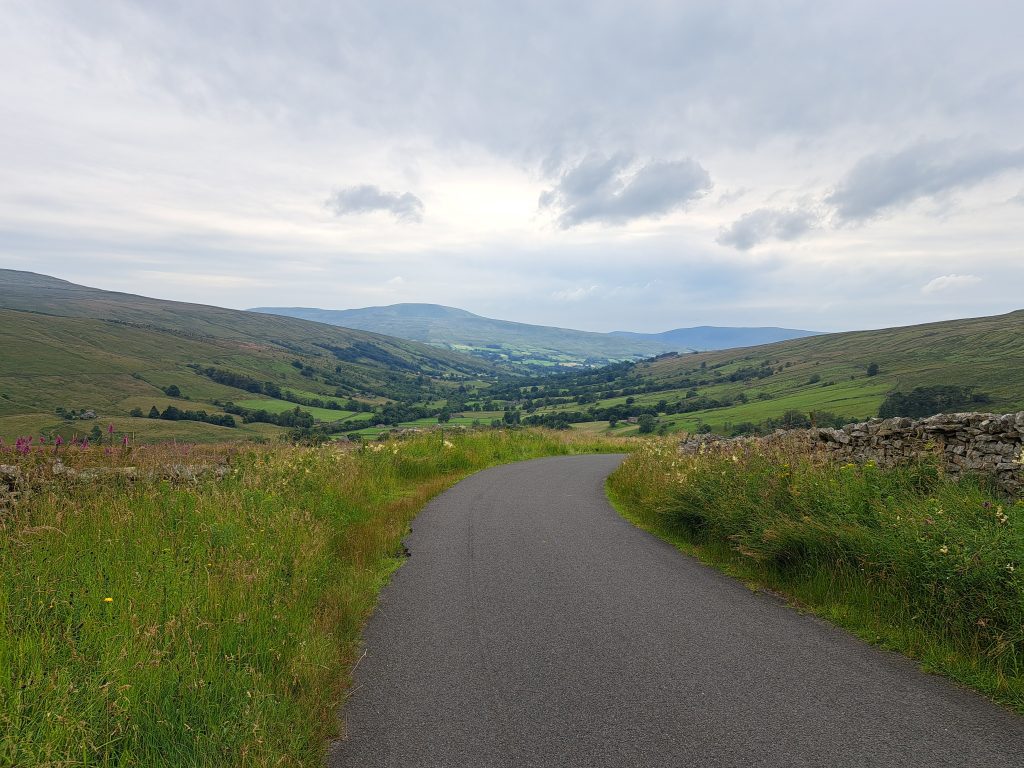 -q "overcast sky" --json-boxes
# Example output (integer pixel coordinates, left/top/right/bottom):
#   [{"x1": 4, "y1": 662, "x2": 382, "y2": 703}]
[{"x1": 2, "y1": 1, "x2": 1023, "y2": 332}]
